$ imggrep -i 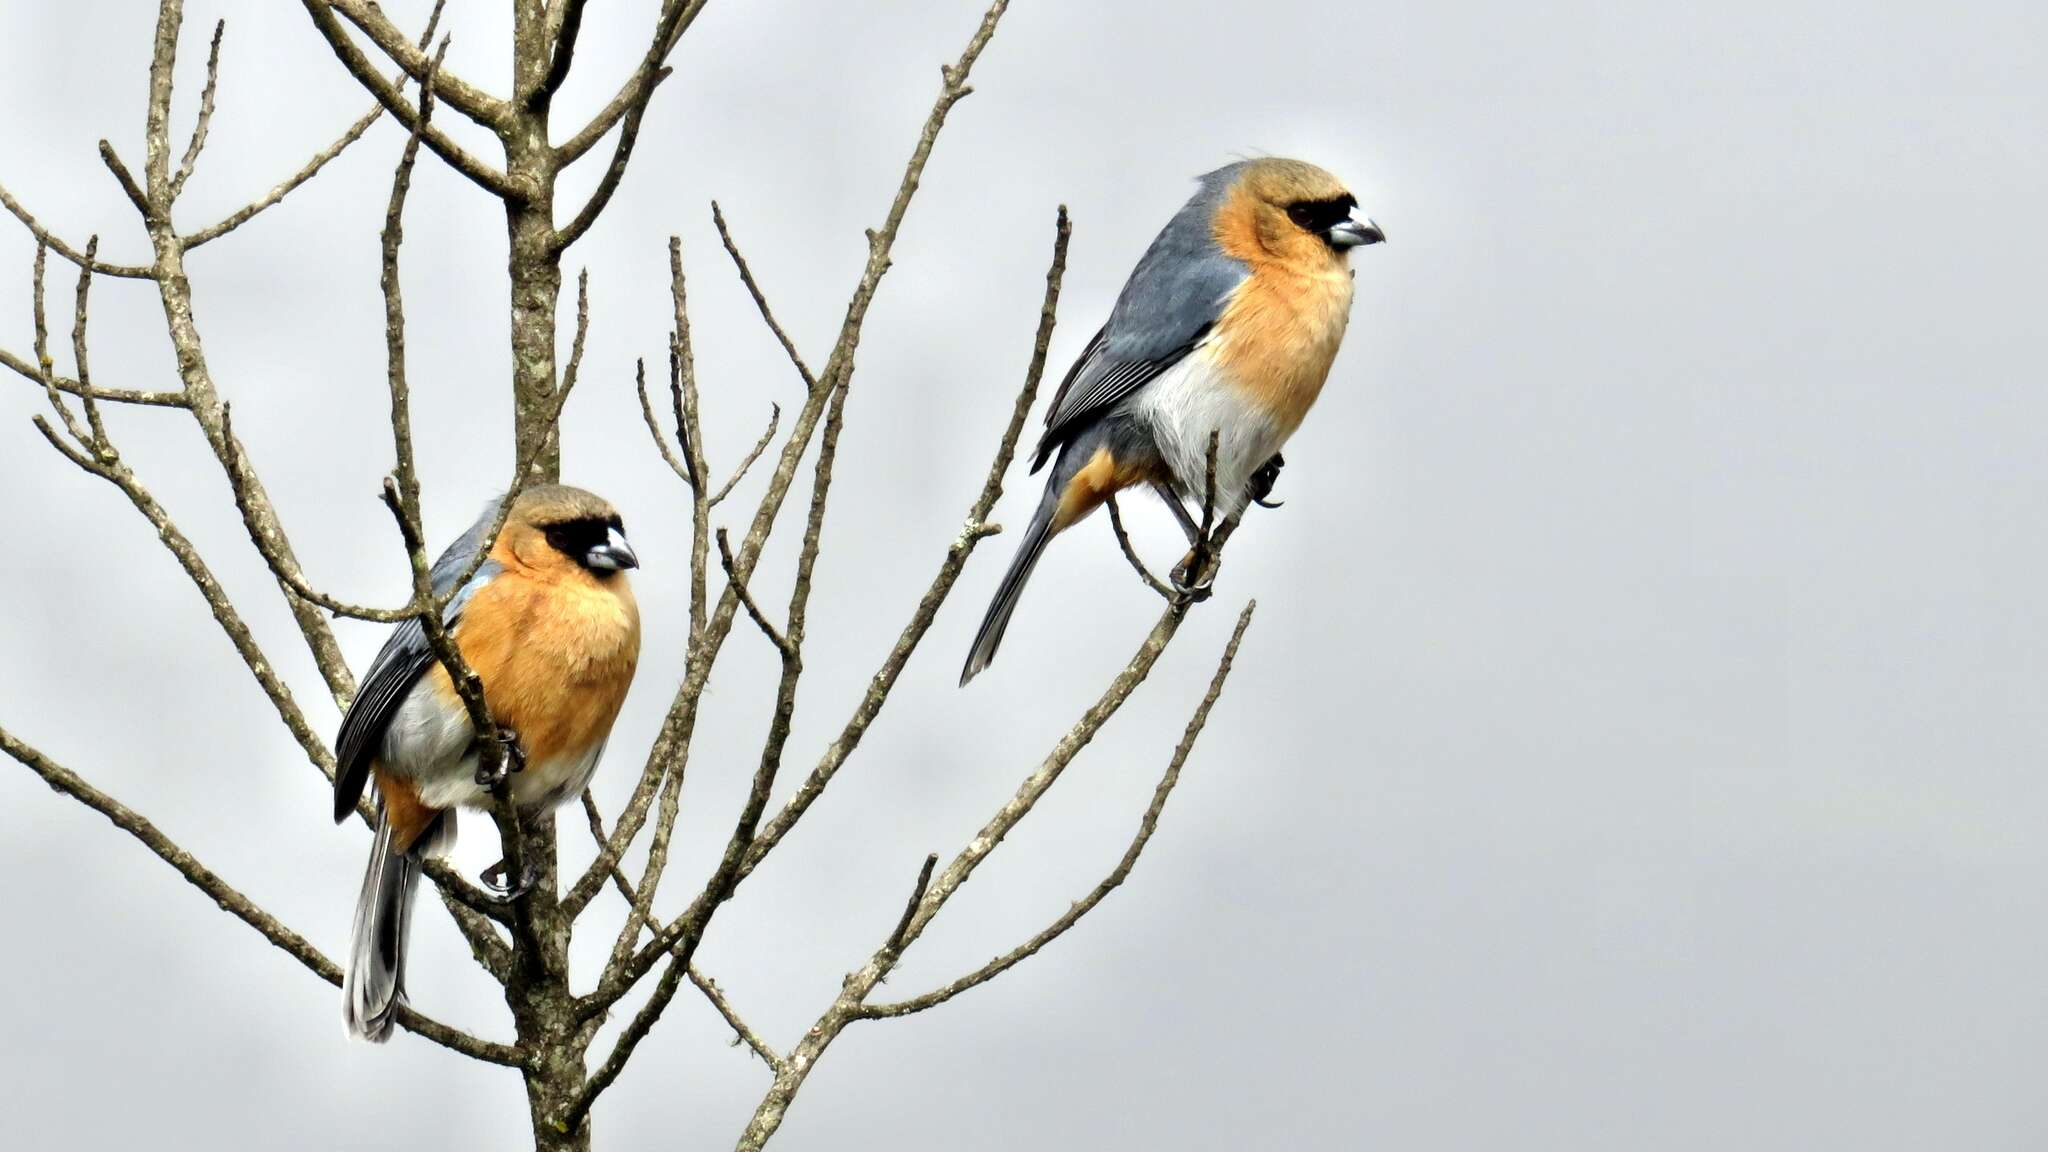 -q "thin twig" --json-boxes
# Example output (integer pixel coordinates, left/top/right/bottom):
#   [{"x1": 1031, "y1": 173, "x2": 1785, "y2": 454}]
[
  {"x1": 217, "y1": 406, "x2": 418, "y2": 622},
  {"x1": 634, "y1": 357, "x2": 692, "y2": 483},
  {"x1": 183, "y1": 104, "x2": 385, "y2": 250},
  {"x1": 325, "y1": 0, "x2": 509, "y2": 127},
  {"x1": 712, "y1": 201, "x2": 816, "y2": 388},
  {"x1": 167, "y1": 20, "x2": 224, "y2": 202},
  {"x1": 0, "y1": 726, "x2": 519, "y2": 1066},
  {"x1": 1106, "y1": 495, "x2": 1176, "y2": 600},
  {"x1": 690, "y1": 967, "x2": 784, "y2": 1070},
  {"x1": 299, "y1": 0, "x2": 523, "y2": 200},
  {"x1": 531, "y1": 0, "x2": 588, "y2": 108},
  {"x1": 709, "y1": 403, "x2": 780, "y2": 506},
  {"x1": 374, "y1": 40, "x2": 542, "y2": 963},
  {"x1": 734, "y1": 555, "x2": 1210, "y2": 1151},
  {"x1": 575, "y1": 0, "x2": 1014, "y2": 1041},
  {"x1": 885, "y1": 854, "x2": 940, "y2": 956},
  {"x1": 68, "y1": 237, "x2": 108, "y2": 448},
  {"x1": 0, "y1": 347, "x2": 186, "y2": 404},
  {"x1": 602, "y1": 767, "x2": 679, "y2": 973},
  {"x1": 716, "y1": 529, "x2": 794, "y2": 655},
  {"x1": 98, "y1": 141, "x2": 151, "y2": 219},
  {"x1": 0, "y1": 182, "x2": 154, "y2": 277},
  {"x1": 187, "y1": 0, "x2": 446, "y2": 251},
  {"x1": 24, "y1": 241, "x2": 336, "y2": 781},
  {"x1": 670, "y1": 237, "x2": 712, "y2": 634},
  {"x1": 550, "y1": 67, "x2": 671, "y2": 254},
  {"x1": 556, "y1": 0, "x2": 711, "y2": 164},
  {"x1": 864, "y1": 601, "x2": 1256, "y2": 1018},
  {"x1": 734, "y1": 204, "x2": 1068, "y2": 886},
  {"x1": 559, "y1": 241, "x2": 700, "y2": 919},
  {"x1": 580, "y1": 791, "x2": 640, "y2": 909}
]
